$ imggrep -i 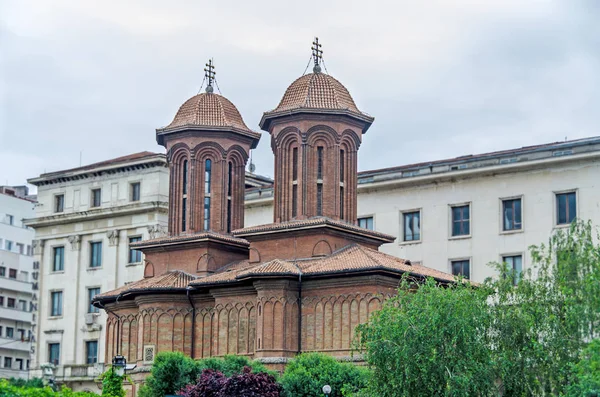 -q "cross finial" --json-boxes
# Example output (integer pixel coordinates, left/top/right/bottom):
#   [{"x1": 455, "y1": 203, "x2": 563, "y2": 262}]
[
  {"x1": 311, "y1": 37, "x2": 323, "y2": 73},
  {"x1": 204, "y1": 58, "x2": 216, "y2": 93}
]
